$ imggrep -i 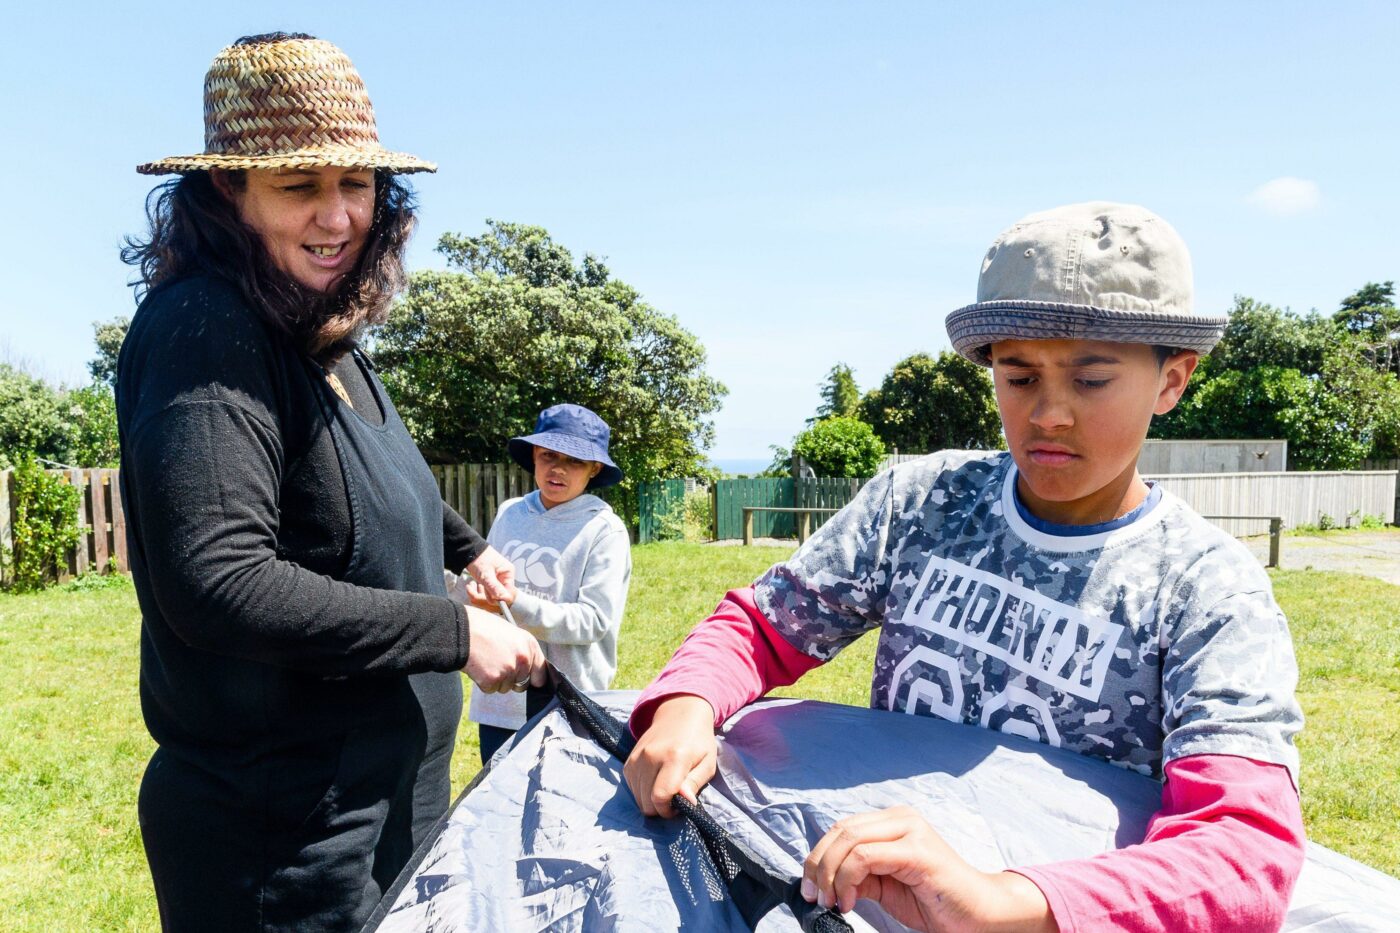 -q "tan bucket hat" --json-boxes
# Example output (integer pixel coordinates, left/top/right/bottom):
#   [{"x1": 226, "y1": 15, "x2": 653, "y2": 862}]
[
  {"x1": 945, "y1": 201, "x2": 1226, "y2": 365},
  {"x1": 137, "y1": 33, "x2": 435, "y2": 176}
]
